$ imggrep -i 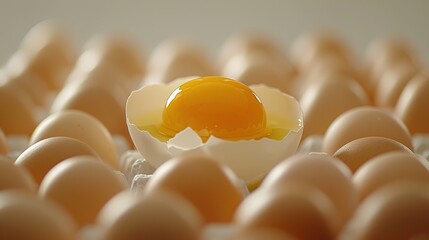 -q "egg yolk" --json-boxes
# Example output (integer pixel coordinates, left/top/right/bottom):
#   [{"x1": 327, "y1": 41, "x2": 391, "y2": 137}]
[{"x1": 161, "y1": 76, "x2": 268, "y2": 141}]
